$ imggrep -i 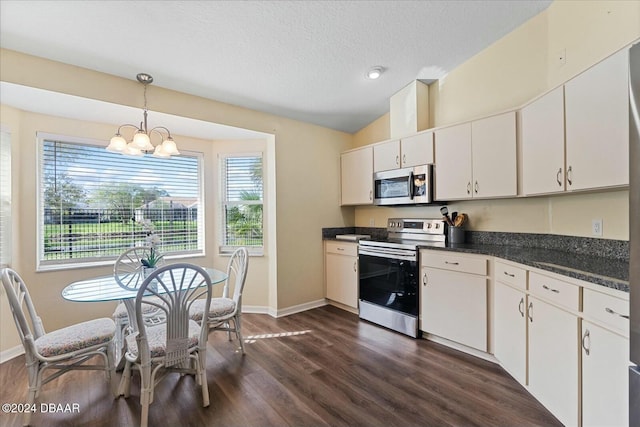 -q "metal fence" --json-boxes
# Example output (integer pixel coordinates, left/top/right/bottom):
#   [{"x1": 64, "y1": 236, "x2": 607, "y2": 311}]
[{"x1": 43, "y1": 207, "x2": 200, "y2": 261}]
